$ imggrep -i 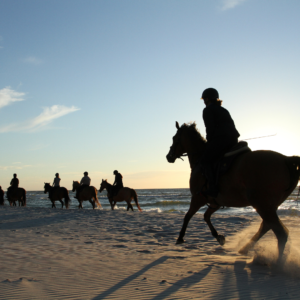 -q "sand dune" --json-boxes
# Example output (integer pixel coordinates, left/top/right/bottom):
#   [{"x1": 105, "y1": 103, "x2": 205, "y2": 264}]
[{"x1": 1, "y1": 206, "x2": 300, "y2": 299}]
